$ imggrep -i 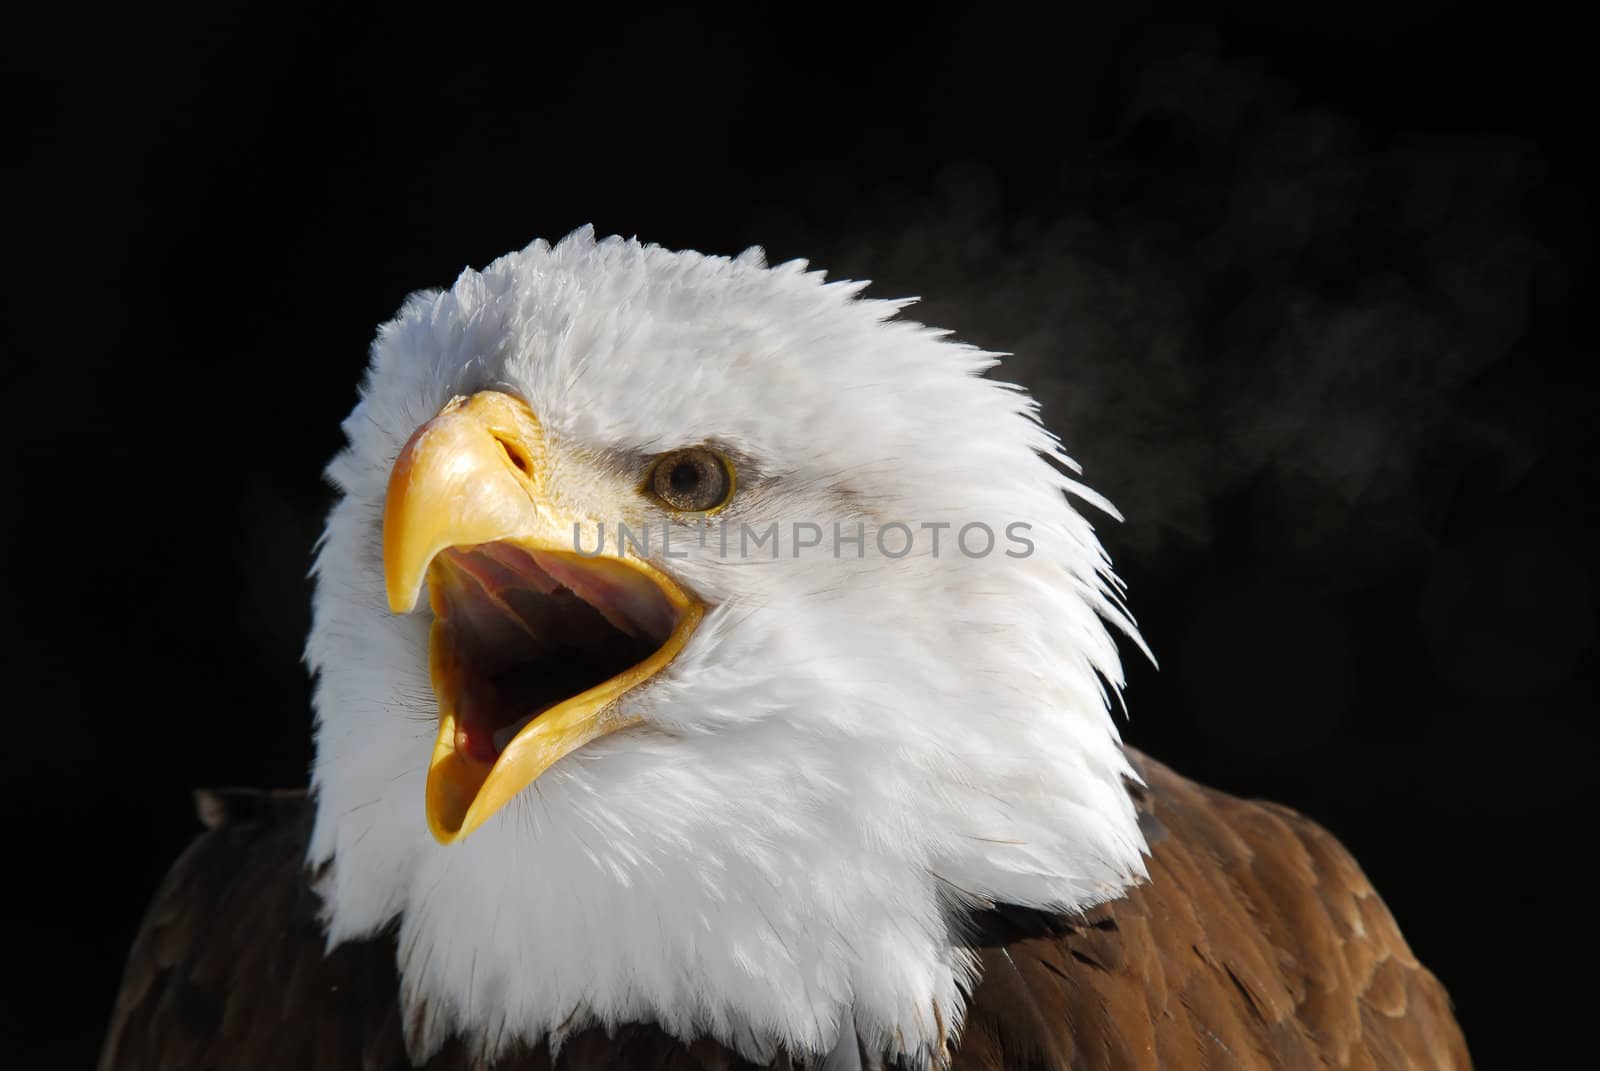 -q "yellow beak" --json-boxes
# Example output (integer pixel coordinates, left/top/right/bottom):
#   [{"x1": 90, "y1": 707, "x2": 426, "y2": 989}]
[{"x1": 383, "y1": 391, "x2": 703, "y2": 844}]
